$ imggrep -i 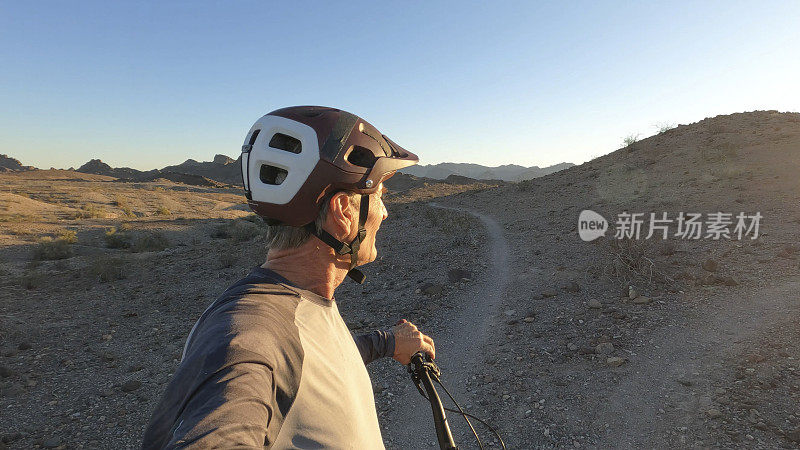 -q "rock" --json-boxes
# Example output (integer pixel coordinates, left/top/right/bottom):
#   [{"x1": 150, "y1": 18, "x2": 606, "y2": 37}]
[
  {"x1": 611, "y1": 311, "x2": 627, "y2": 320},
  {"x1": 42, "y1": 437, "x2": 61, "y2": 448},
  {"x1": 447, "y1": 269, "x2": 472, "y2": 283},
  {"x1": 787, "y1": 428, "x2": 800, "y2": 443},
  {"x1": 588, "y1": 299, "x2": 602, "y2": 309},
  {"x1": 706, "y1": 408, "x2": 722, "y2": 419},
  {"x1": 628, "y1": 286, "x2": 638, "y2": 299},
  {"x1": 721, "y1": 276, "x2": 738, "y2": 286},
  {"x1": 523, "y1": 316, "x2": 535, "y2": 323},
  {"x1": 700, "y1": 274, "x2": 718, "y2": 285},
  {"x1": 420, "y1": 283, "x2": 444, "y2": 296},
  {"x1": 504, "y1": 309, "x2": 516, "y2": 316},
  {"x1": 542, "y1": 290, "x2": 558, "y2": 298},
  {"x1": 579, "y1": 346, "x2": 595, "y2": 355},
  {"x1": 607, "y1": 357, "x2": 625, "y2": 367},
  {"x1": 506, "y1": 319, "x2": 519, "y2": 325},
  {"x1": 18, "y1": 342, "x2": 32, "y2": 351},
  {"x1": 483, "y1": 374, "x2": 494, "y2": 383},
  {"x1": 0, "y1": 366, "x2": 12, "y2": 378},
  {"x1": 102, "y1": 334, "x2": 113, "y2": 341},
  {"x1": 746, "y1": 354, "x2": 766, "y2": 364},
  {"x1": 677, "y1": 378, "x2": 693, "y2": 387},
  {"x1": 121, "y1": 380, "x2": 142, "y2": 392},
  {"x1": 702, "y1": 258, "x2": 718, "y2": 272},
  {"x1": 632, "y1": 296, "x2": 652, "y2": 305},
  {"x1": 596, "y1": 342, "x2": 615, "y2": 355},
  {"x1": 562, "y1": 281, "x2": 581, "y2": 293},
  {"x1": 754, "y1": 422, "x2": 768, "y2": 431},
  {"x1": 567, "y1": 343, "x2": 578, "y2": 351}
]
